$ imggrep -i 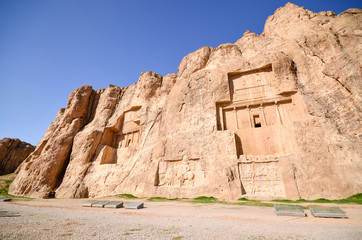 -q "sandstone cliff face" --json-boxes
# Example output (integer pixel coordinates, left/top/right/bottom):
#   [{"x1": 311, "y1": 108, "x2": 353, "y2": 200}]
[
  {"x1": 0, "y1": 138, "x2": 35, "y2": 175},
  {"x1": 10, "y1": 3, "x2": 362, "y2": 200}
]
